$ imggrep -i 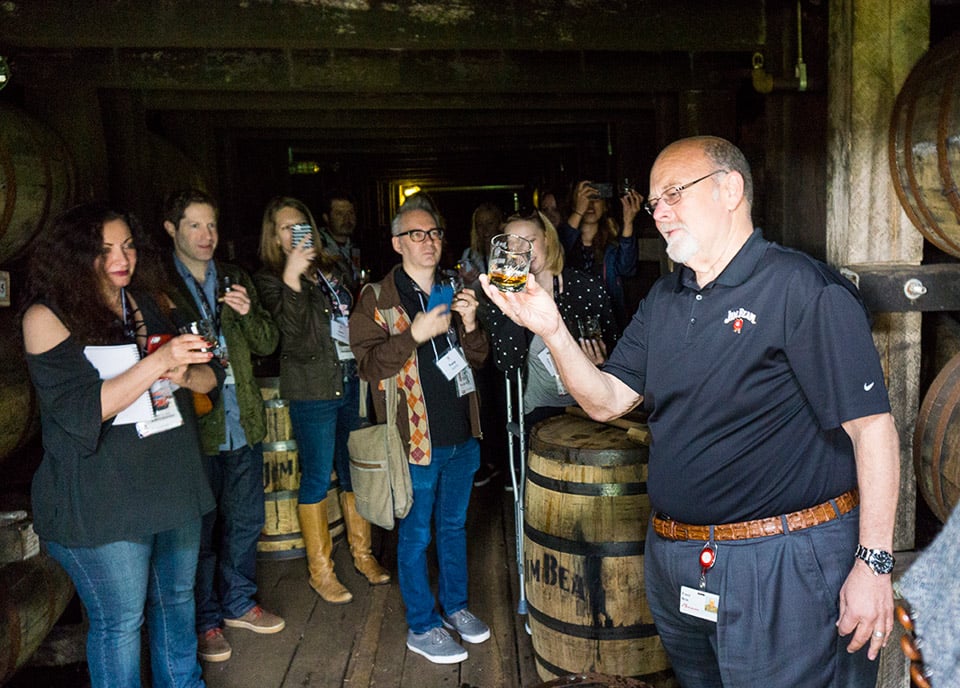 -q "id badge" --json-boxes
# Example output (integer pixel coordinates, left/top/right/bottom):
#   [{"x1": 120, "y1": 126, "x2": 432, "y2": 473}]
[
  {"x1": 330, "y1": 317, "x2": 355, "y2": 360},
  {"x1": 219, "y1": 335, "x2": 235, "y2": 385},
  {"x1": 455, "y1": 366, "x2": 476, "y2": 397},
  {"x1": 436, "y1": 347, "x2": 468, "y2": 381},
  {"x1": 538, "y1": 347, "x2": 558, "y2": 376},
  {"x1": 679, "y1": 585, "x2": 720, "y2": 623},
  {"x1": 334, "y1": 340, "x2": 355, "y2": 361},
  {"x1": 330, "y1": 316, "x2": 350, "y2": 344},
  {"x1": 537, "y1": 348, "x2": 568, "y2": 396}
]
